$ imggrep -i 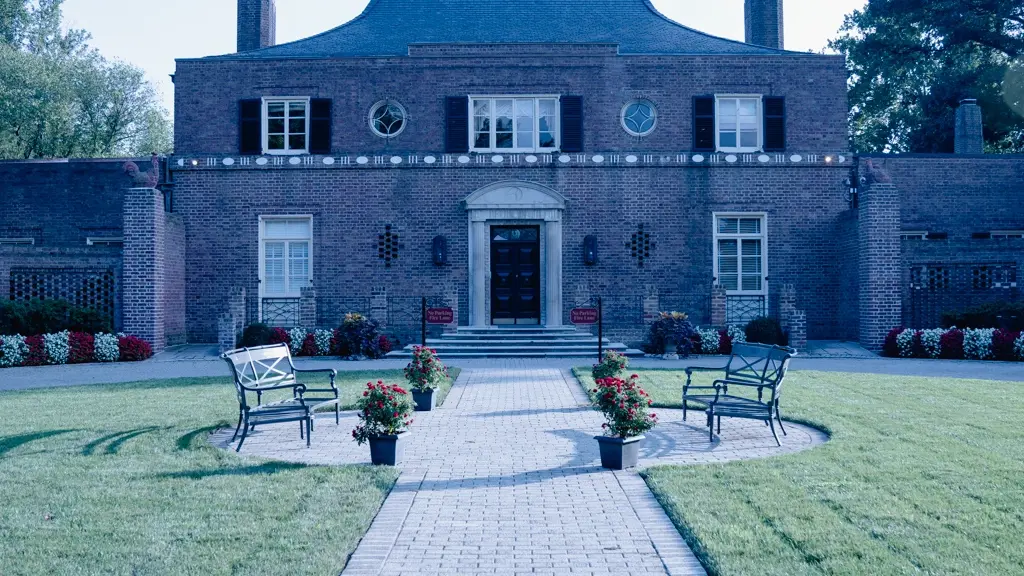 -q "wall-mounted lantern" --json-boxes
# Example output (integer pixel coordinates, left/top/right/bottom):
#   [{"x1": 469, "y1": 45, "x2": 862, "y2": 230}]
[
  {"x1": 432, "y1": 235, "x2": 448, "y2": 266},
  {"x1": 583, "y1": 235, "x2": 598, "y2": 266}
]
